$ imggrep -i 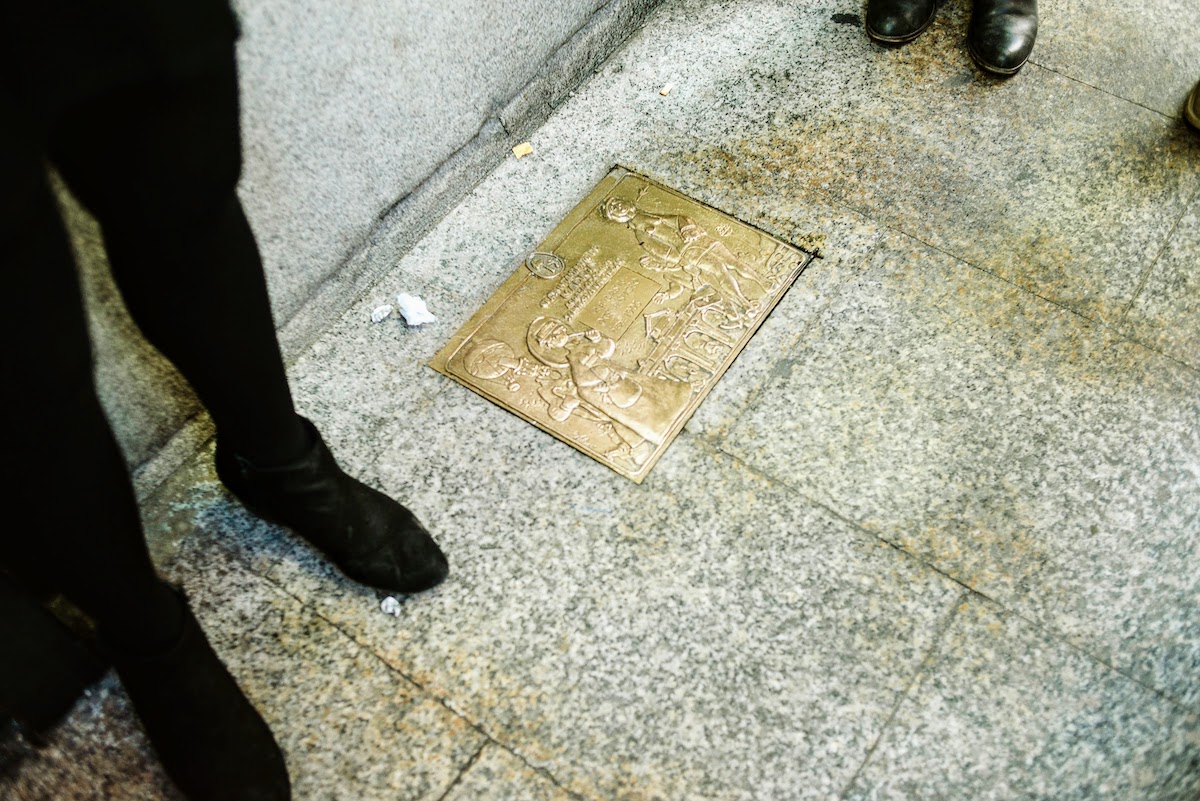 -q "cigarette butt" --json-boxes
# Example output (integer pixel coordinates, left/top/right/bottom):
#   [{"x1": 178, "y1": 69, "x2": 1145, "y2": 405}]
[
  {"x1": 659, "y1": 82, "x2": 675, "y2": 96},
  {"x1": 512, "y1": 142, "x2": 534, "y2": 158}
]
